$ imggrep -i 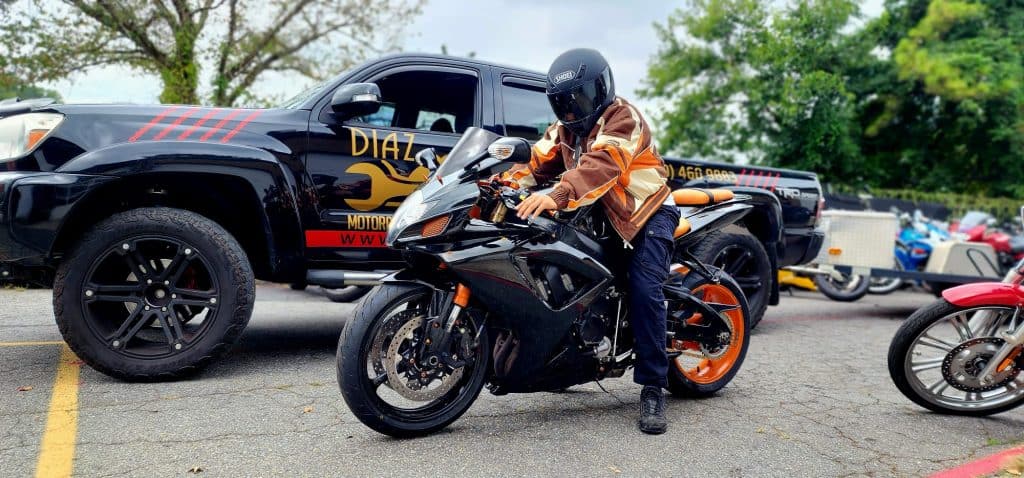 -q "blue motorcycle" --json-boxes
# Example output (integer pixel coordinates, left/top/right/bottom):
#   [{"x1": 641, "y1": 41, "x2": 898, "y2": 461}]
[{"x1": 869, "y1": 211, "x2": 950, "y2": 294}]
